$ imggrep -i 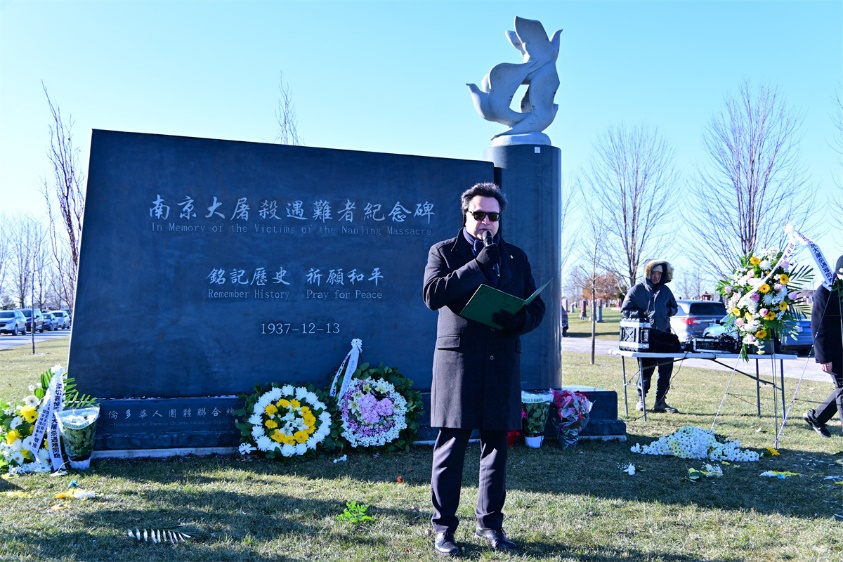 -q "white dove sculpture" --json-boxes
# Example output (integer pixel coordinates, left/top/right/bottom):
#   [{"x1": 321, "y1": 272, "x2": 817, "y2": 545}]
[{"x1": 467, "y1": 17, "x2": 562, "y2": 142}]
